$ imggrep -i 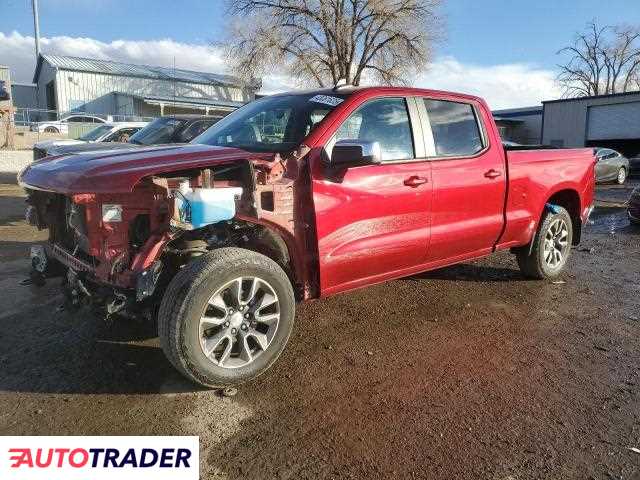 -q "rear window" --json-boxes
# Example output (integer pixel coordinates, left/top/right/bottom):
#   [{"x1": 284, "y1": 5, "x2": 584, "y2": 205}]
[{"x1": 423, "y1": 99, "x2": 483, "y2": 157}]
